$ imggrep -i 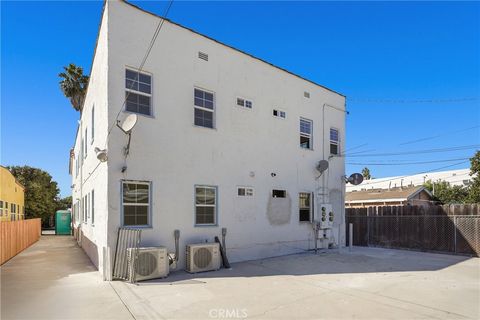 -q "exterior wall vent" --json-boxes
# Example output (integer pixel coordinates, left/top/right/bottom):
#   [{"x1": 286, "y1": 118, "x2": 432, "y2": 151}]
[
  {"x1": 304, "y1": 91, "x2": 310, "y2": 98},
  {"x1": 198, "y1": 52, "x2": 209, "y2": 61}
]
